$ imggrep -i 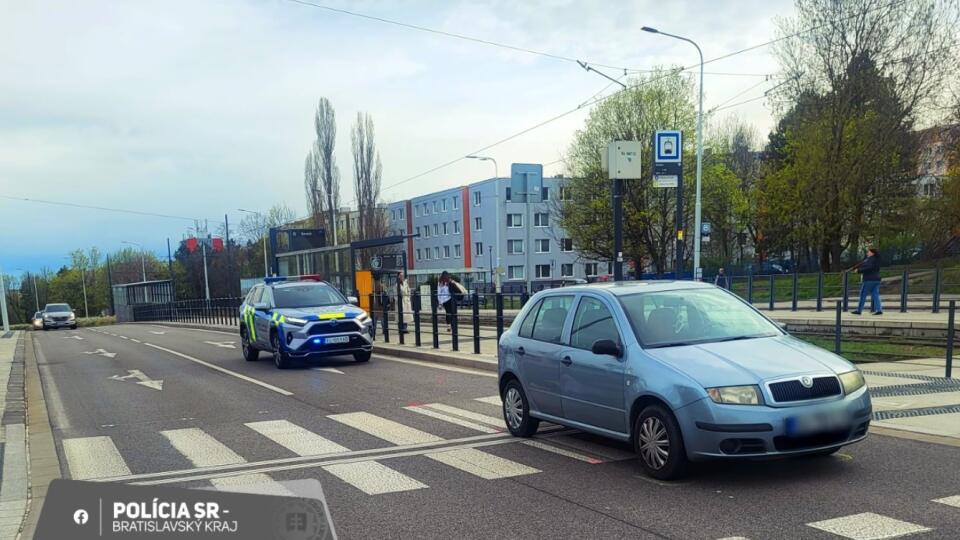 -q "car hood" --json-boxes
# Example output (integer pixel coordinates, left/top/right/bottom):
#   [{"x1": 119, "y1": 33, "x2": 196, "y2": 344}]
[
  {"x1": 645, "y1": 335, "x2": 854, "y2": 387},
  {"x1": 273, "y1": 305, "x2": 365, "y2": 321}
]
